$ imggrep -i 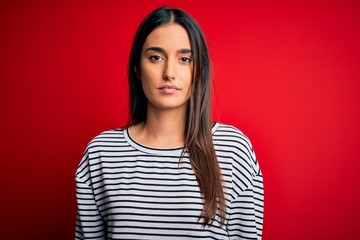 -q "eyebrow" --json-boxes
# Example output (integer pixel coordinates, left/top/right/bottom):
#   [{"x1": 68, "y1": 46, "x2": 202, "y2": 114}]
[{"x1": 145, "y1": 47, "x2": 192, "y2": 54}]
